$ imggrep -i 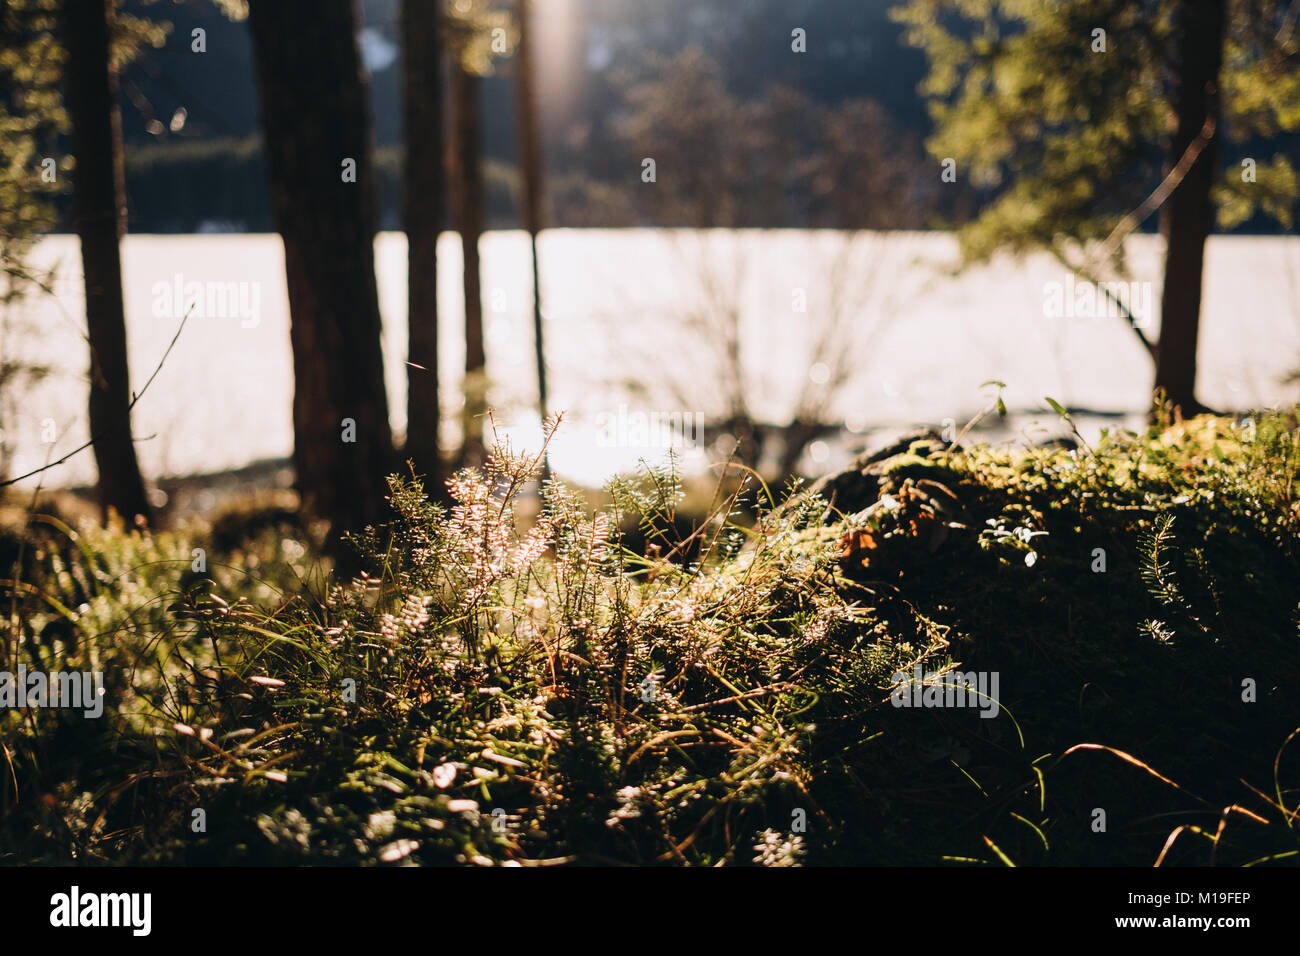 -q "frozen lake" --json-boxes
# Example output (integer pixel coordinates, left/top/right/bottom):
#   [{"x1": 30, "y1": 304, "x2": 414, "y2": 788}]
[{"x1": 5, "y1": 229, "x2": 1299, "y2": 490}]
